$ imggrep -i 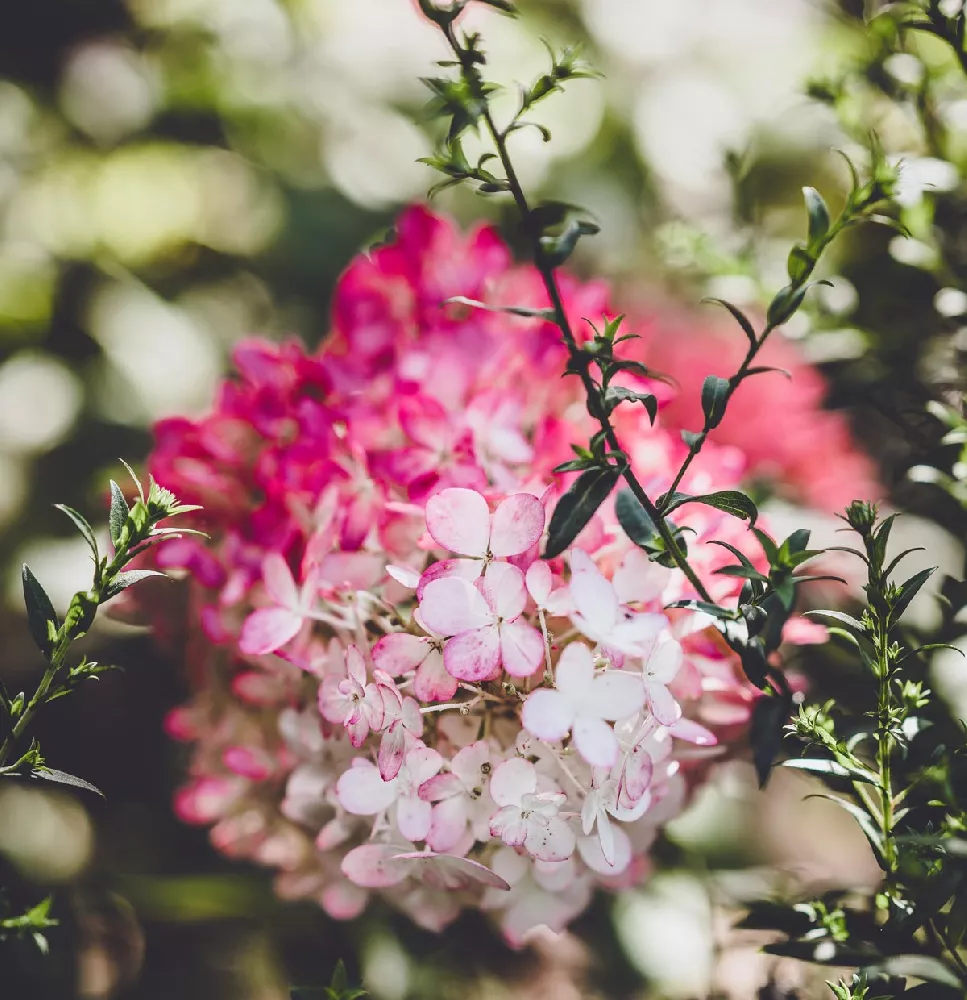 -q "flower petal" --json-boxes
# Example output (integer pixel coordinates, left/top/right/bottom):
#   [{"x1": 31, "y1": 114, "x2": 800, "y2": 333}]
[
  {"x1": 568, "y1": 550, "x2": 618, "y2": 628},
  {"x1": 500, "y1": 619, "x2": 544, "y2": 678},
  {"x1": 442, "y1": 625, "x2": 501, "y2": 682},
  {"x1": 612, "y1": 548, "x2": 671, "y2": 606},
  {"x1": 645, "y1": 680, "x2": 682, "y2": 726},
  {"x1": 336, "y1": 760, "x2": 398, "y2": 816},
  {"x1": 480, "y1": 561, "x2": 527, "y2": 620},
  {"x1": 554, "y1": 641, "x2": 594, "y2": 698},
  {"x1": 489, "y1": 757, "x2": 536, "y2": 807},
  {"x1": 521, "y1": 688, "x2": 574, "y2": 741},
  {"x1": 578, "y1": 825, "x2": 632, "y2": 875},
  {"x1": 450, "y1": 740, "x2": 491, "y2": 786},
  {"x1": 420, "y1": 577, "x2": 492, "y2": 636},
  {"x1": 239, "y1": 607, "x2": 303, "y2": 656},
  {"x1": 646, "y1": 638, "x2": 683, "y2": 683},
  {"x1": 416, "y1": 557, "x2": 483, "y2": 601},
  {"x1": 525, "y1": 559, "x2": 553, "y2": 606},
  {"x1": 525, "y1": 815, "x2": 576, "y2": 862},
  {"x1": 426, "y1": 796, "x2": 469, "y2": 853},
  {"x1": 572, "y1": 715, "x2": 620, "y2": 768},
  {"x1": 489, "y1": 805, "x2": 528, "y2": 847},
  {"x1": 378, "y1": 723, "x2": 406, "y2": 781},
  {"x1": 261, "y1": 552, "x2": 299, "y2": 608},
  {"x1": 397, "y1": 794, "x2": 433, "y2": 842},
  {"x1": 489, "y1": 493, "x2": 545, "y2": 557},
  {"x1": 372, "y1": 632, "x2": 429, "y2": 675},
  {"x1": 425, "y1": 487, "x2": 490, "y2": 557},
  {"x1": 341, "y1": 844, "x2": 408, "y2": 888},
  {"x1": 413, "y1": 648, "x2": 458, "y2": 702},
  {"x1": 668, "y1": 718, "x2": 718, "y2": 746},
  {"x1": 586, "y1": 671, "x2": 646, "y2": 721}
]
